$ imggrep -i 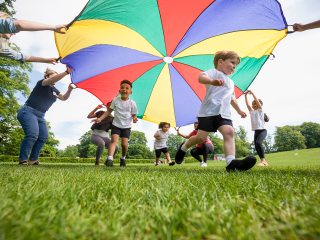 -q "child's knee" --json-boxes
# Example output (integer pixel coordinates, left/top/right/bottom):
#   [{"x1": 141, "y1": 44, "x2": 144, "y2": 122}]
[{"x1": 197, "y1": 135, "x2": 207, "y2": 143}]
